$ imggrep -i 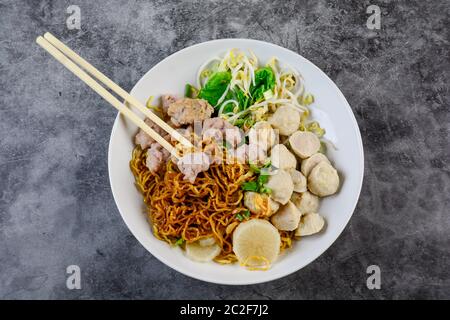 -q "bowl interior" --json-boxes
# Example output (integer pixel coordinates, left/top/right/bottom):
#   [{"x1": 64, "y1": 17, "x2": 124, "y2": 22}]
[{"x1": 108, "y1": 39, "x2": 364, "y2": 285}]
